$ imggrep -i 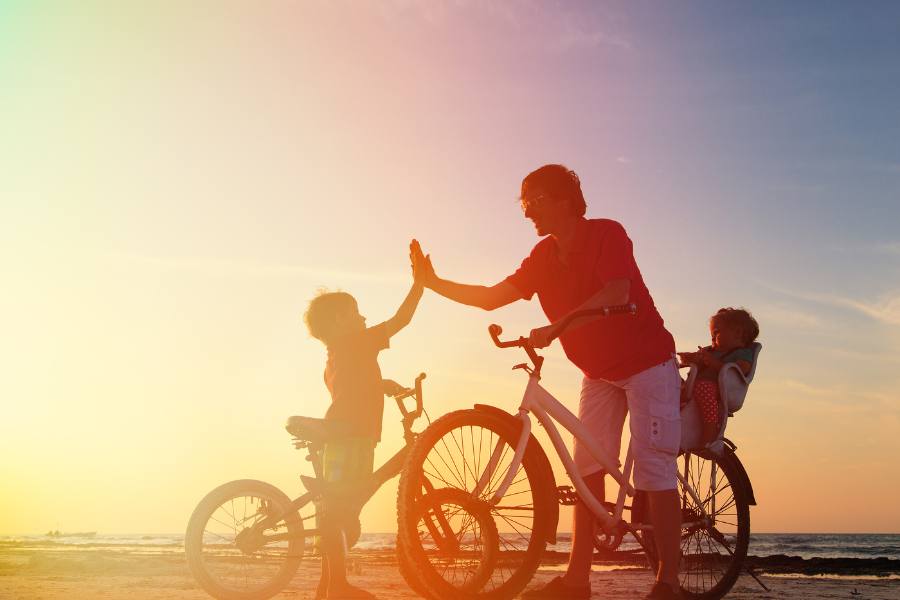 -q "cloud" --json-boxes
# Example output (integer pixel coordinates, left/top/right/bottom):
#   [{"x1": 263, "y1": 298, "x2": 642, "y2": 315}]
[
  {"x1": 754, "y1": 304, "x2": 821, "y2": 329},
  {"x1": 555, "y1": 27, "x2": 632, "y2": 51},
  {"x1": 760, "y1": 281, "x2": 900, "y2": 327},
  {"x1": 774, "y1": 379, "x2": 899, "y2": 412},
  {"x1": 374, "y1": 2, "x2": 631, "y2": 53},
  {"x1": 874, "y1": 241, "x2": 900, "y2": 256},
  {"x1": 827, "y1": 292, "x2": 900, "y2": 326},
  {"x1": 870, "y1": 163, "x2": 900, "y2": 174},
  {"x1": 105, "y1": 252, "x2": 406, "y2": 284},
  {"x1": 826, "y1": 347, "x2": 900, "y2": 365}
]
